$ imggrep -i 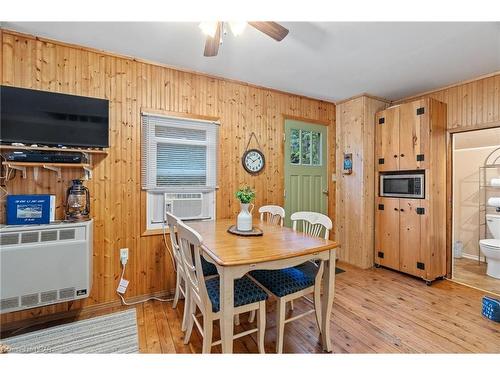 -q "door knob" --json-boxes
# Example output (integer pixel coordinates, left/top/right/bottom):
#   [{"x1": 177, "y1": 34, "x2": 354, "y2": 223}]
[{"x1": 322, "y1": 190, "x2": 329, "y2": 195}]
